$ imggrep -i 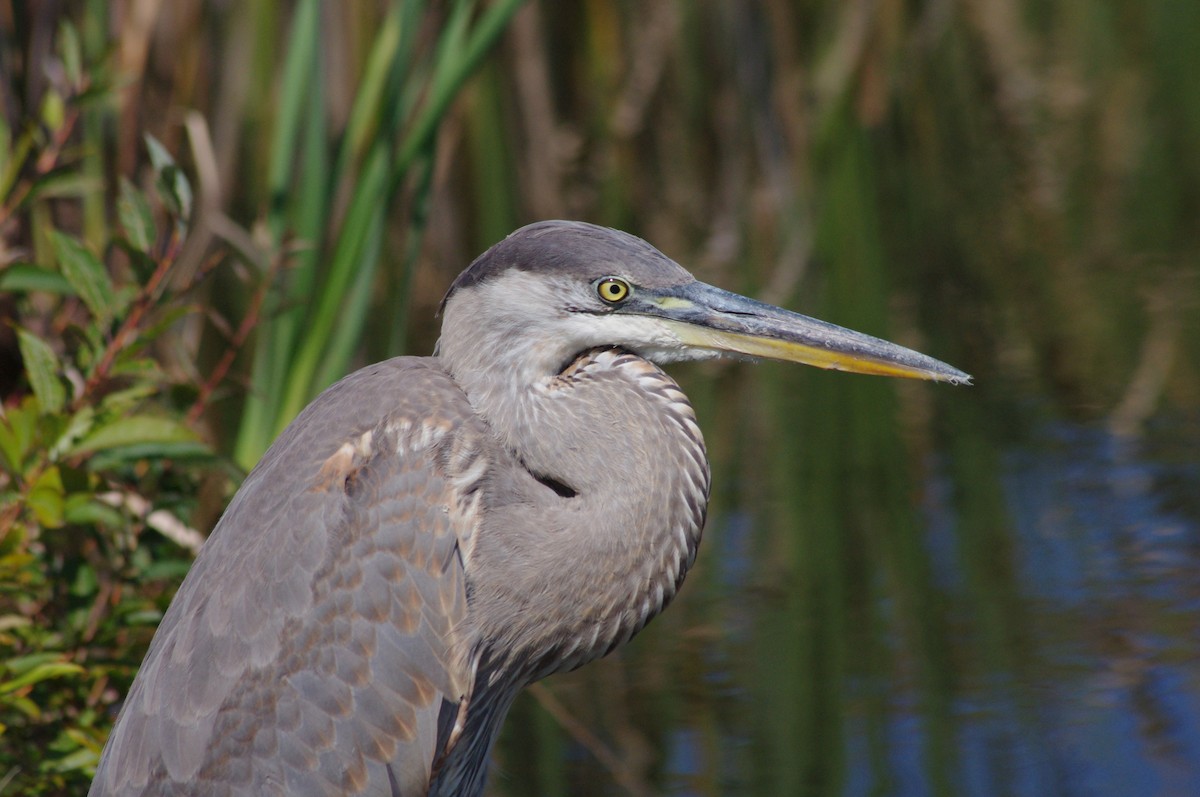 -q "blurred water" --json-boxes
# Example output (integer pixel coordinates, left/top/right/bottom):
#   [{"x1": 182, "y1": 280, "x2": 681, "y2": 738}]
[
  {"x1": 982, "y1": 420, "x2": 1200, "y2": 797},
  {"x1": 801, "y1": 417, "x2": 1198, "y2": 797}
]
